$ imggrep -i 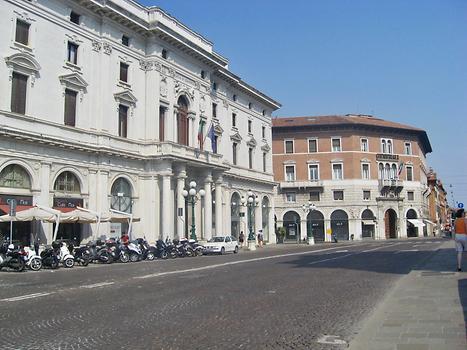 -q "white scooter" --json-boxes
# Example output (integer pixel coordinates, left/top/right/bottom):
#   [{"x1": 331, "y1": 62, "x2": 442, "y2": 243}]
[
  {"x1": 23, "y1": 246, "x2": 42, "y2": 271},
  {"x1": 54, "y1": 241, "x2": 75, "y2": 268}
]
